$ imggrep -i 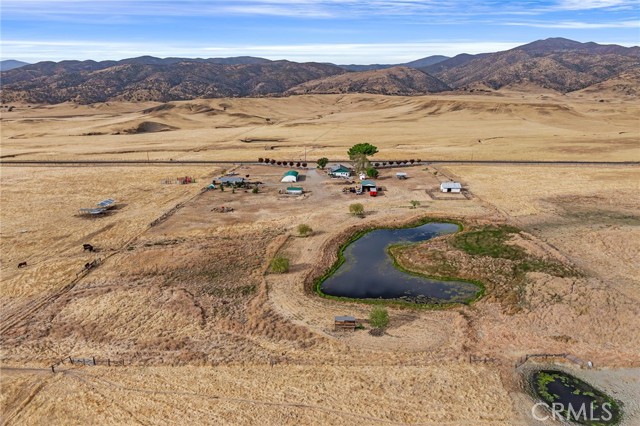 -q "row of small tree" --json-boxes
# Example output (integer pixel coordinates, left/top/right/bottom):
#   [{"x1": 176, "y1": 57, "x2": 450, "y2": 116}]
[
  {"x1": 374, "y1": 159, "x2": 421, "y2": 166},
  {"x1": 258, "y1": 158, "x2": 307, "y2": 168}
]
